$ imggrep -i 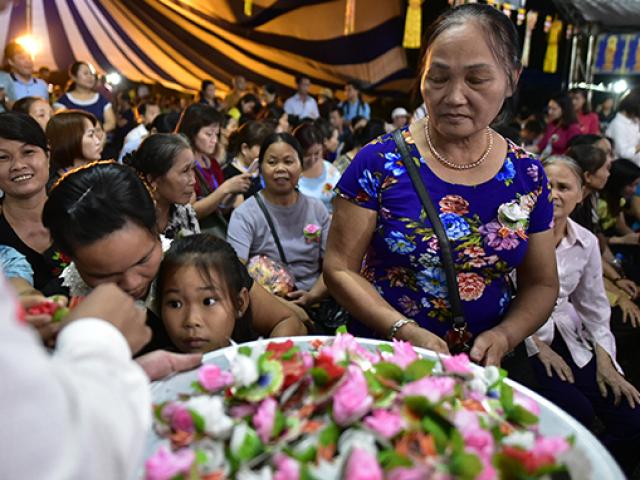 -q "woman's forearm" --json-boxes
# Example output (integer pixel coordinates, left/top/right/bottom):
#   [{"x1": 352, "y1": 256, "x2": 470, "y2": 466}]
[
  {"x1": 308, "y1": 275, "x2": 329, "y2": 303},
  {"x1": 269, "y1": 316, "x2": 307, "y2": 338},
  {"x1": 192, "y1": 187, "x2": 228, "y2": 219}
]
